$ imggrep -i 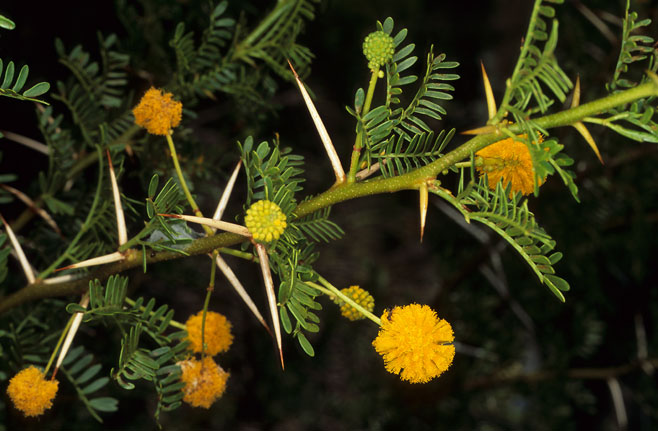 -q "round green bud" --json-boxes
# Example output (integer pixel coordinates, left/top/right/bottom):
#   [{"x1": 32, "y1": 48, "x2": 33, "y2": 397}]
[{"x1": 362, "y1": 31, "x2": 395, "y2": 71}]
